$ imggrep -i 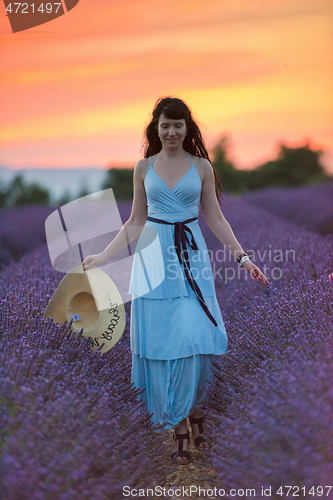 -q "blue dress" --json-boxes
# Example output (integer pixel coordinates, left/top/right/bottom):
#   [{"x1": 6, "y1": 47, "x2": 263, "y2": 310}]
[{"x1": 129, "y1": 151, "x2": 228, "y2": 432}]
